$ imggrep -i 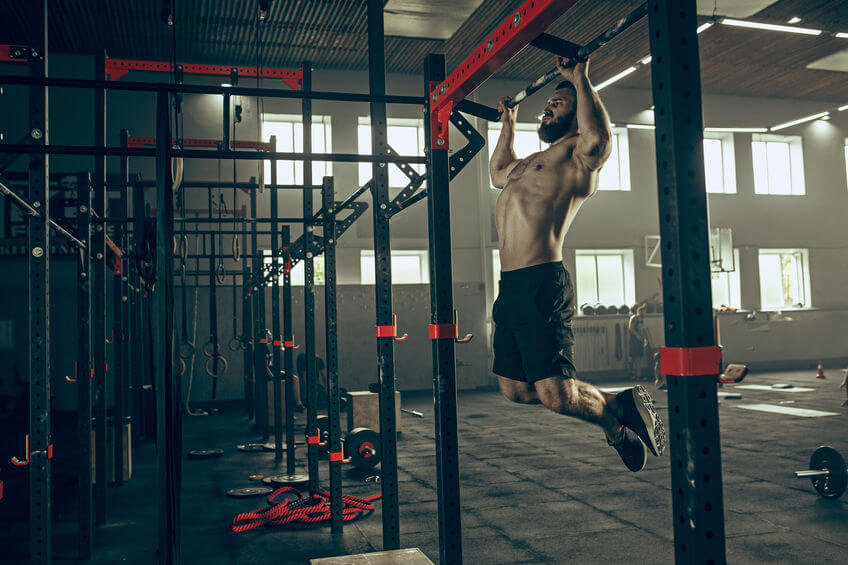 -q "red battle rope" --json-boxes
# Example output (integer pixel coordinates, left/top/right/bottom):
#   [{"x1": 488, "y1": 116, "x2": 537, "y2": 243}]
[{"x1": 231, "y1": 487, "x2": 381, "y2": 533}]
